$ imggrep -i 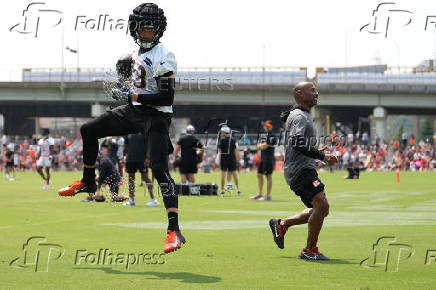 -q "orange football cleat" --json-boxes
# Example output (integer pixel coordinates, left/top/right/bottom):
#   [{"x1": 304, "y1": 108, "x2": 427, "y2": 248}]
[
  {"x1": 58, "y1": 180, "x2": 96, "y2": 196},
  {"x1": 163, "y1": 230, "x2": 186, "y2": 253}
]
